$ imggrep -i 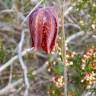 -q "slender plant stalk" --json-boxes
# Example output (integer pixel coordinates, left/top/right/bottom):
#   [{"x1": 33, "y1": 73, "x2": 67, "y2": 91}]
[{"x1": 61, "y1": 0, "x2": 68, "y2": 96}]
